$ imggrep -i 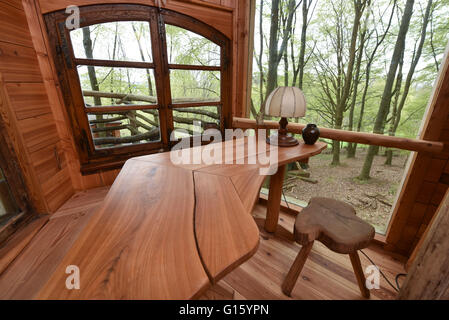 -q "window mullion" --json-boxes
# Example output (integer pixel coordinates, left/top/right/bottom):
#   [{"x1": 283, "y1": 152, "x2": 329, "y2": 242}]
[{"x1": 149, "y1": 10, "x2": 173, "y2": 149}]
